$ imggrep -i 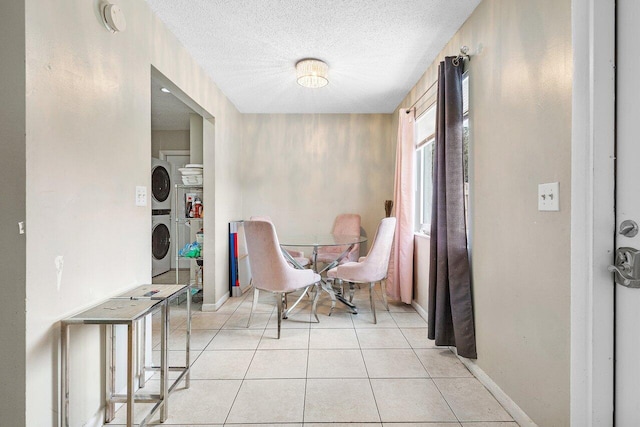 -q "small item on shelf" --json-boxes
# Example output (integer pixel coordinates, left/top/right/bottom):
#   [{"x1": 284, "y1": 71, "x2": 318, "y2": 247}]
[
  {"x1": 182, "y1": 174, "x2": 203, "y2": 185},
  {"x1": 193, "y1": 198, "x2": 203, "y2": 218},
  {"x1": 179, "y1": 165, "x2": 203, "y2": 185},
  {"x1": 179, "y1": 241, "x2": 201, "y2": 258},
  {"x1": 185, "y1": 193, "x2": 197, "y2": 218},
  {"x1": 196, "y1": 230, "x2": 204, "y2": 257}
]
